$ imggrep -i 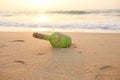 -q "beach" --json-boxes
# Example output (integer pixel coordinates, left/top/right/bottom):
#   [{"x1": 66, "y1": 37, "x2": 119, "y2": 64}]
[{"x1": 0, "y1": 32, "x2": 120, "y2": 80}]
